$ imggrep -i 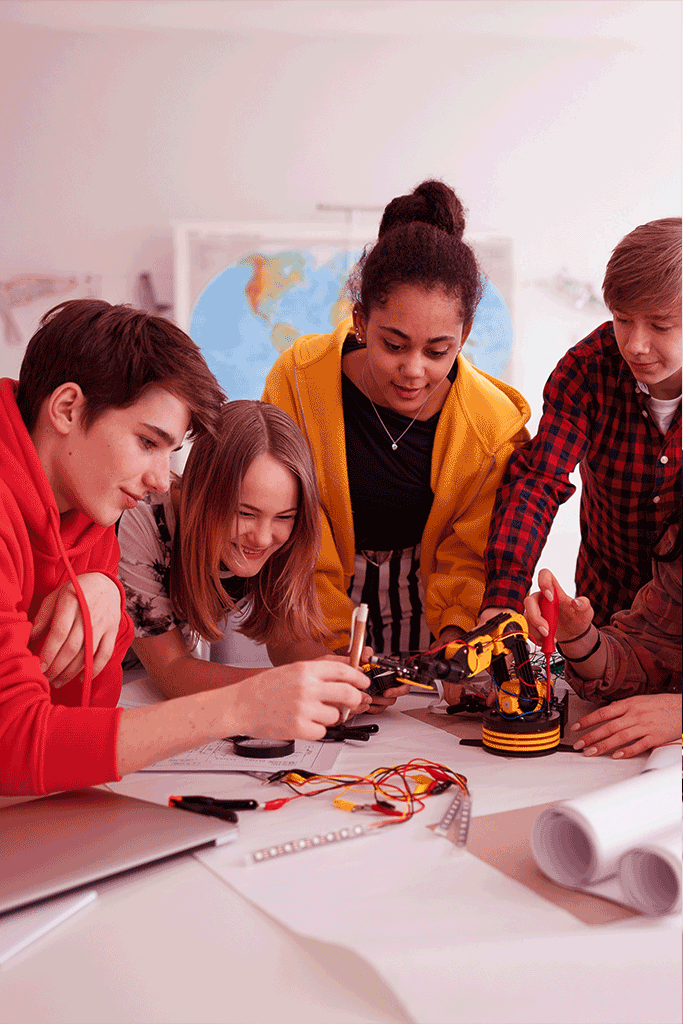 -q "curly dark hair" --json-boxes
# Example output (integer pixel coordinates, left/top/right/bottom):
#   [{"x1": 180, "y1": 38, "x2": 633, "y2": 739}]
[{"x1": 349, "y1": 179, "x2": 483, "y2": 322}]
